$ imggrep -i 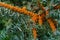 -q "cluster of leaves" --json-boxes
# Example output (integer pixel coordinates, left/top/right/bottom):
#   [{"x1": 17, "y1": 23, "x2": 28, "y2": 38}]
[{"x1": 0, "y1": 0, "x2": 60, "y2": 40}]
